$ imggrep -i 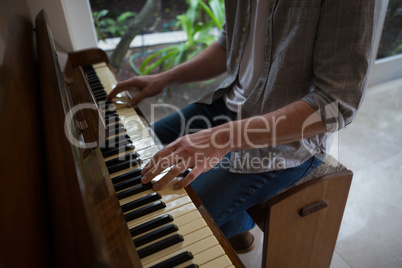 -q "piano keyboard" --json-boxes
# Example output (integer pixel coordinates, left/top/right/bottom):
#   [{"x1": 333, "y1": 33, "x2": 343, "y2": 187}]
[{"x1": 82, "y1": 63, "x2": 235, "y2": 268}]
